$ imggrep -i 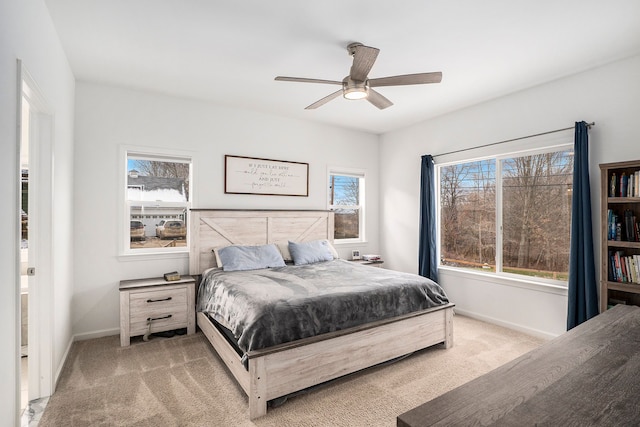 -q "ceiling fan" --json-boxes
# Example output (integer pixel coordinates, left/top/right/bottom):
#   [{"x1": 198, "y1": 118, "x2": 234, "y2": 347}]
[{"x1": 275, "y1": 42, "x2": 442, "y2": 110}]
